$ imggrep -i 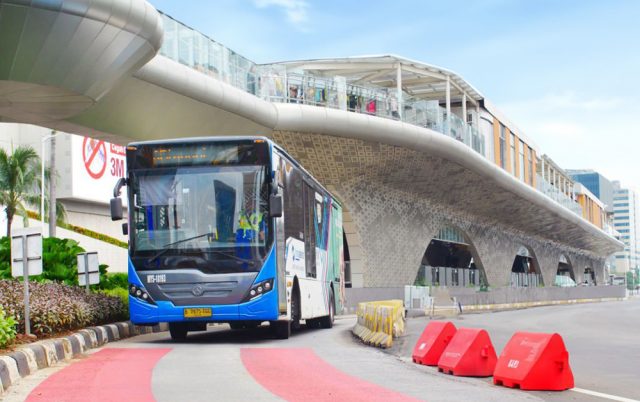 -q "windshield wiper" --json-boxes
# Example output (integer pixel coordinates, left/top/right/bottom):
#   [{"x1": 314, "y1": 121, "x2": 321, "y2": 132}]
[
  {"x1": 145, "y1": 232, "x2": 255, "y2": 267},
  {"x1": 146, "y1": 232, "x2": 213, "y2": 264}
]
